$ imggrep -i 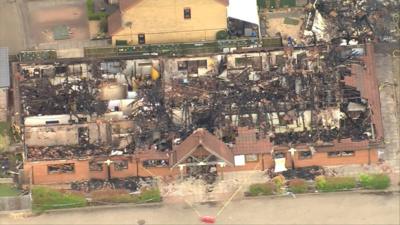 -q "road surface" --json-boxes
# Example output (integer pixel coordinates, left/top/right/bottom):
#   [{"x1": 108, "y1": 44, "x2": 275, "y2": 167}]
[{"x1": 1, "y1": 192, "x2": 399, "y2": 224}]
